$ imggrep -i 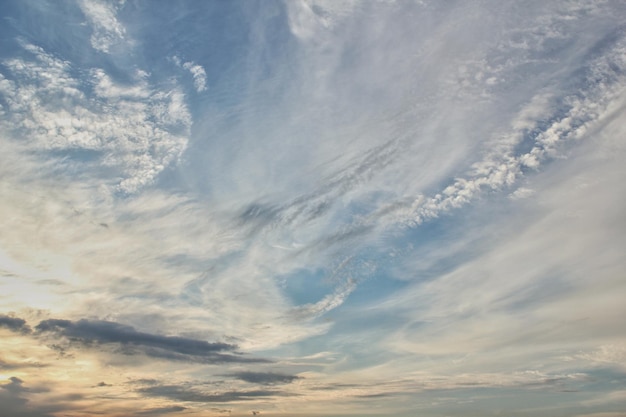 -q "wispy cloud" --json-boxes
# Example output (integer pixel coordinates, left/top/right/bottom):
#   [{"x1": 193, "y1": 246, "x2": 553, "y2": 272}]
[
  {"x1": 171, "y1": 56, "x2": 208, "y2": 92},
  {"x1": 183, "y1": 61, "x2": 207, "y2": 93},
  {"x1": 139, "y1": 384, "x2": 291, "y2": 403},
  {"x1": 77, "y1": 0, "x2": 126, "y2": 53}
]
